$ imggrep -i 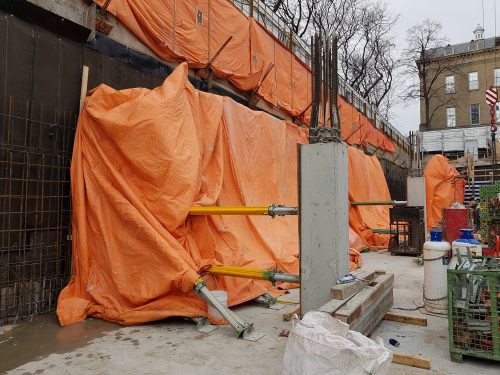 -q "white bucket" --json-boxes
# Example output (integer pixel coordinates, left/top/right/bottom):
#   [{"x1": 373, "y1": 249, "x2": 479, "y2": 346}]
[{"x1": 207, "y1": 290, "x2": 228, "y2": 325}]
